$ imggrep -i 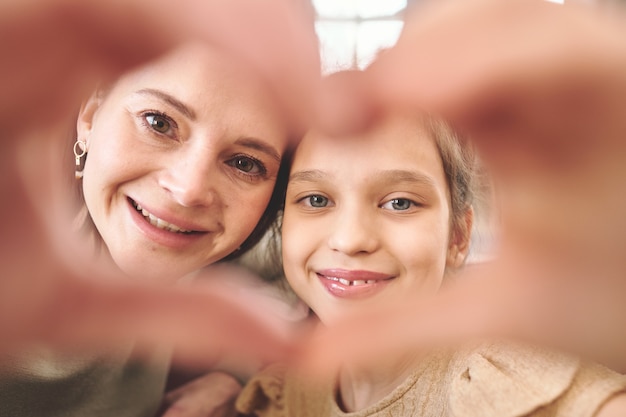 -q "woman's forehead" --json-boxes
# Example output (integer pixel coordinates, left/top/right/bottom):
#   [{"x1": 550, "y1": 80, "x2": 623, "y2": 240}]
[
  {"x1": 109, "y1": 42, "x2": 277, "y2": 105},
  {"x1": 99, "y1": 44, "x2": 291, "y2": 140}
]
